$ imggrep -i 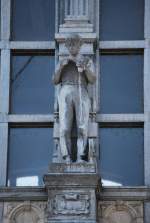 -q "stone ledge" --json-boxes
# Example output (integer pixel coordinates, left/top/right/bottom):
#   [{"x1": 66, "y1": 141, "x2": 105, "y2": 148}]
[
  {"x1": 1, "y1": 187, "x2": 150, "y2": 201},
  {"x1": 44, "y1": 173, "x2": 100, "y2": 189},
  {"x1": 48, "y1": 163, "x2": 97, "y2": 173}
]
